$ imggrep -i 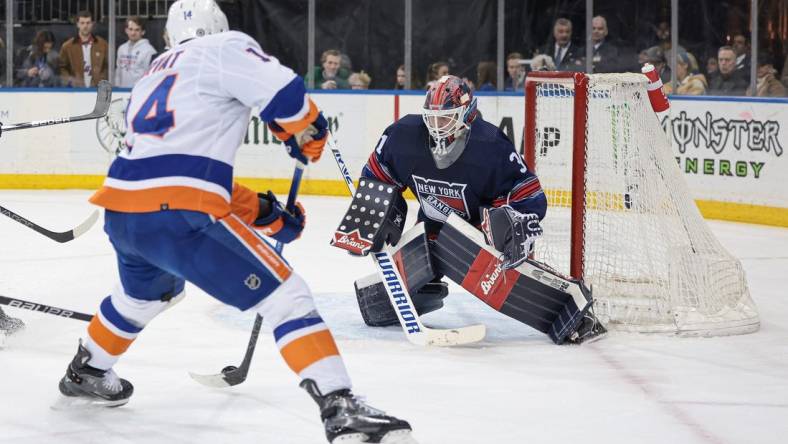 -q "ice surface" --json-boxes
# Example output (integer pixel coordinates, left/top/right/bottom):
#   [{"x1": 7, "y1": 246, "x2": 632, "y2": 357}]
[{"x1": 0, "y1": 191, "x2": 786, "y2": 444}]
